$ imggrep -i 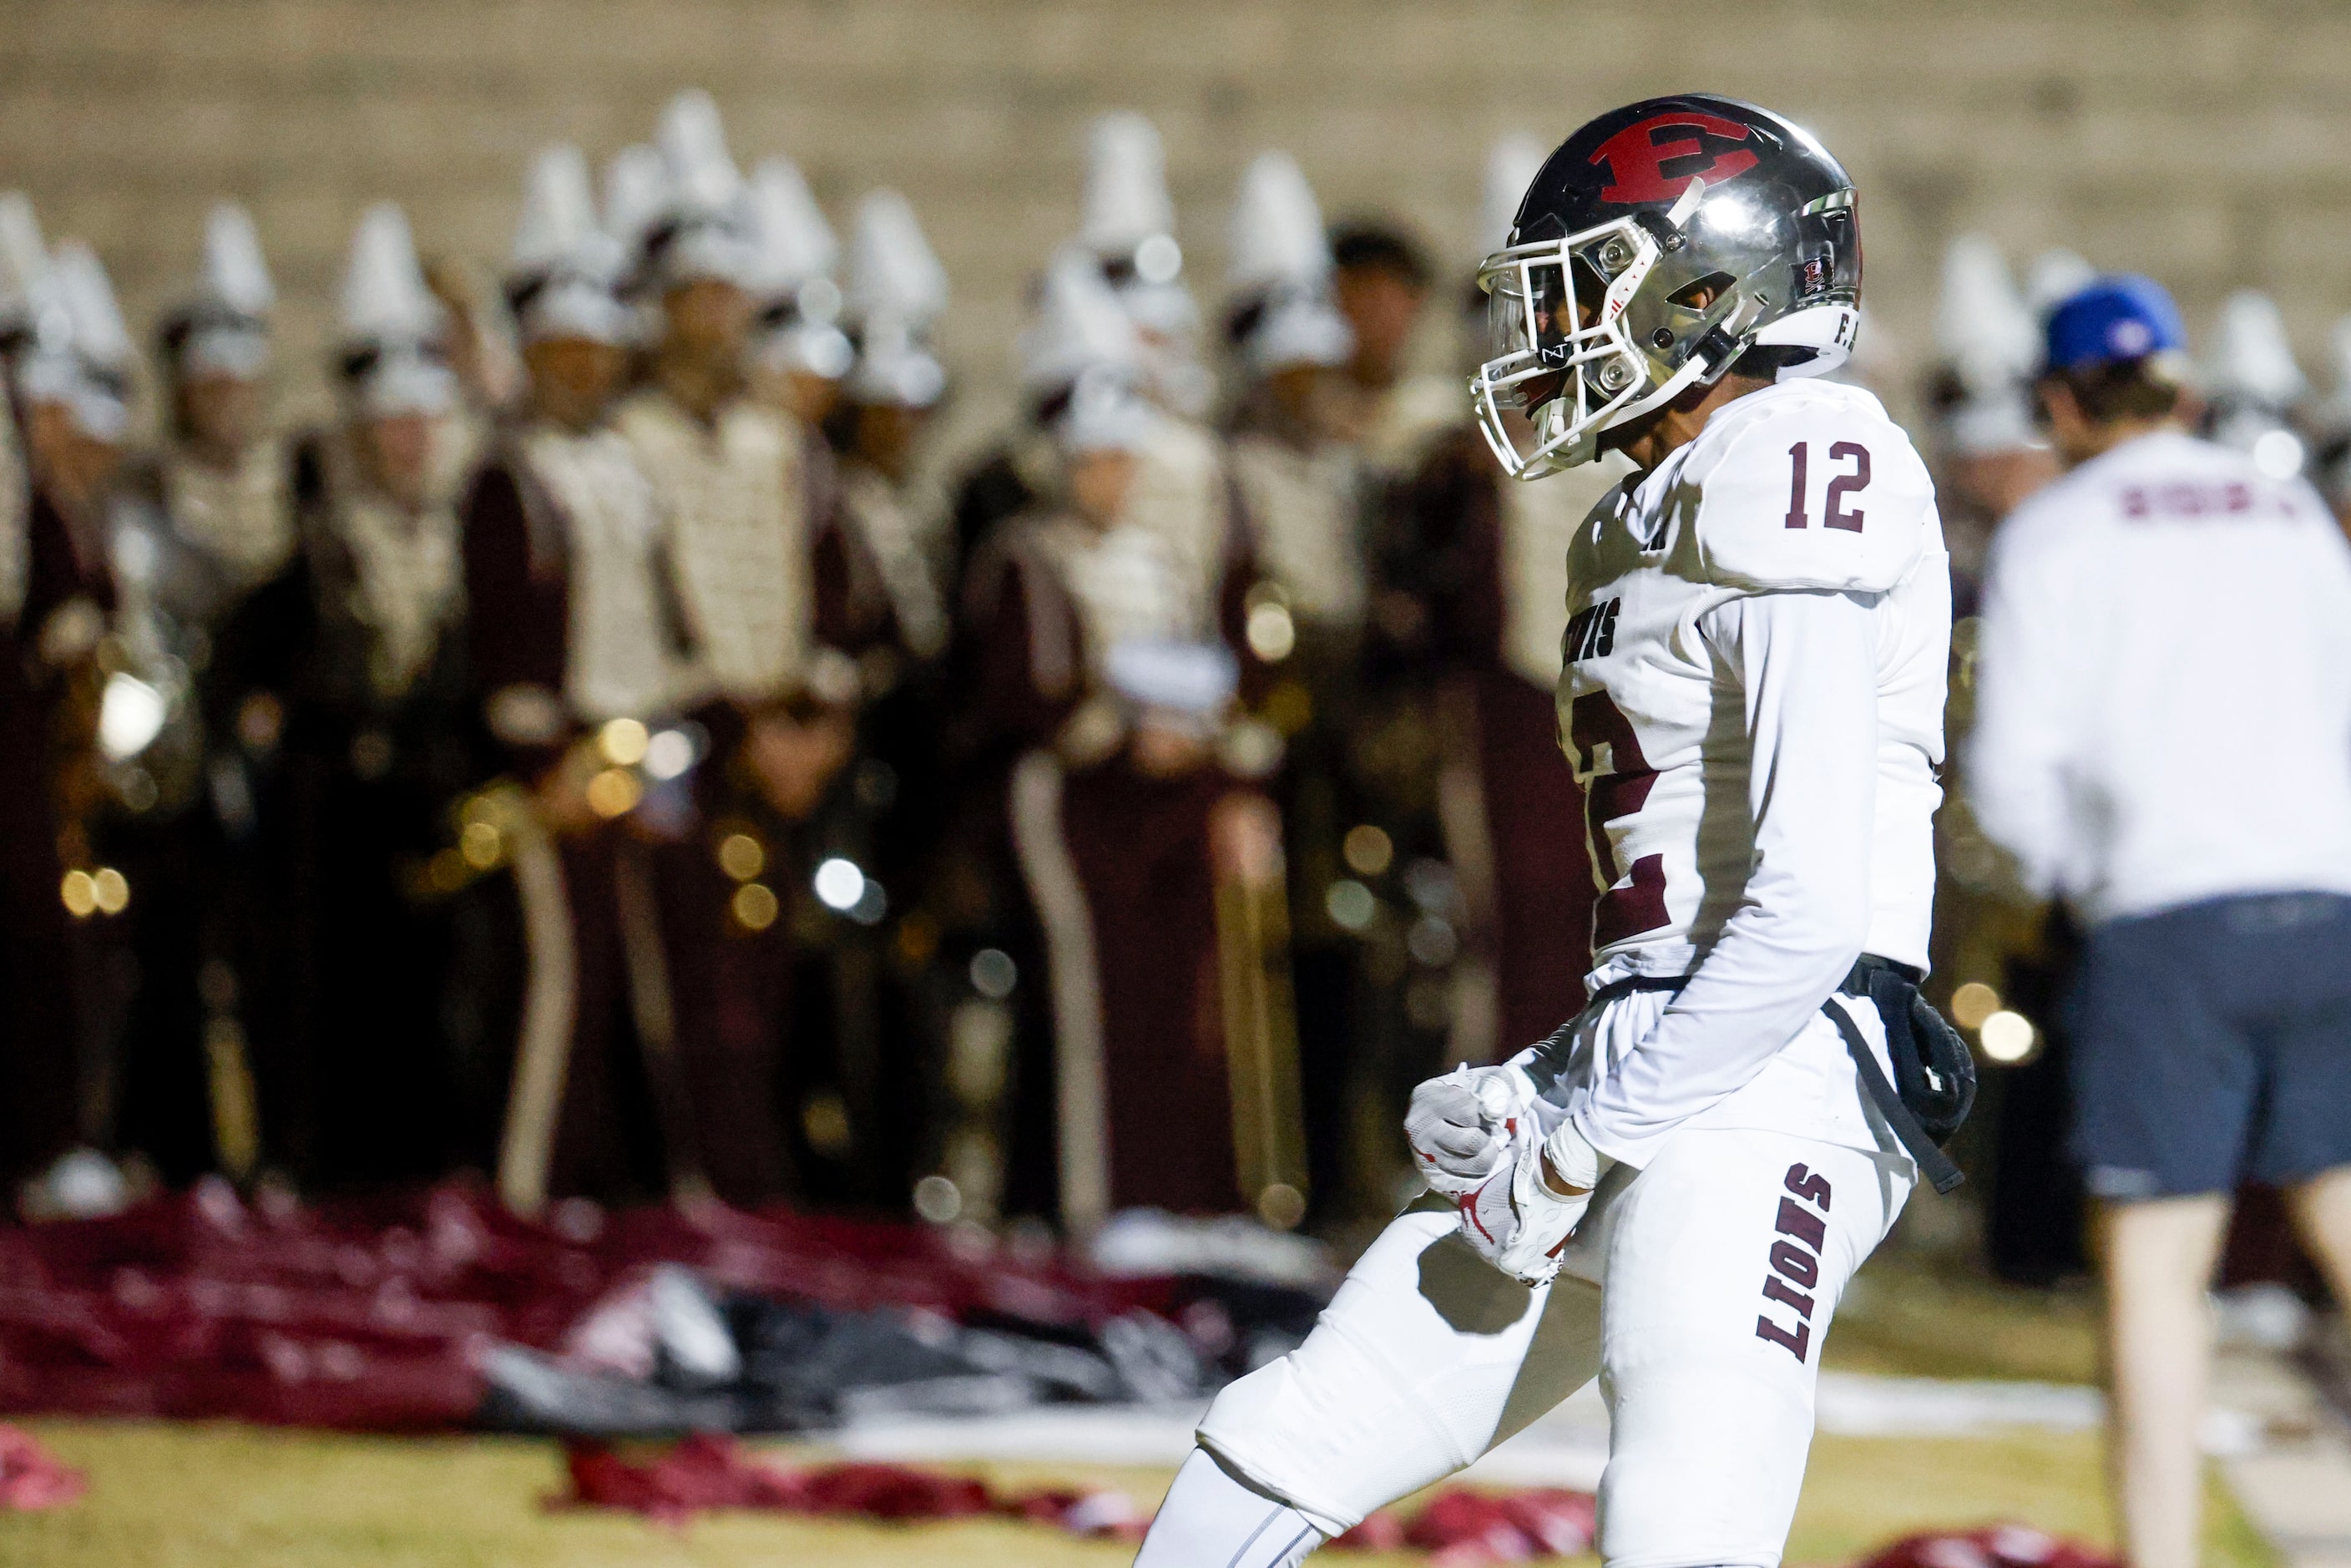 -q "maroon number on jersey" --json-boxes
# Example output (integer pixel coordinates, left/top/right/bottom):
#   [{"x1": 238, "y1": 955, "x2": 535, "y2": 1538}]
[
  {"x1": 1825, "y1": 442, "x2": 1870, "y2": 532},
  {"x1": 1567, "y1": 690, "x2": 1671, "y2": 948},
  {"x1": 1786, "y1": 440, "x2": 1871, "y2": 533}
]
